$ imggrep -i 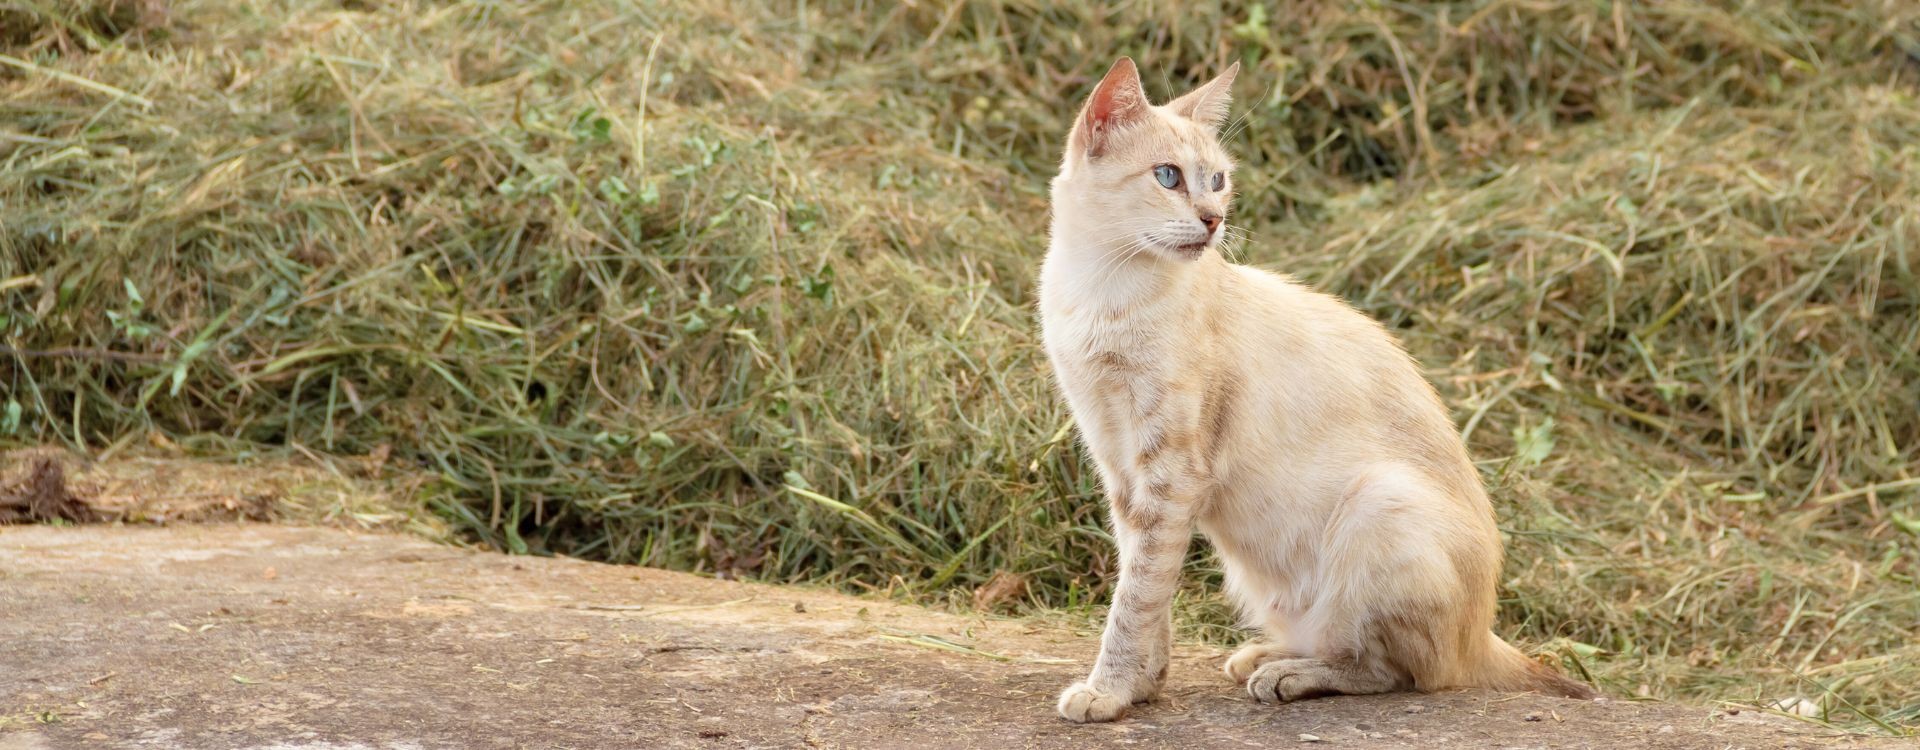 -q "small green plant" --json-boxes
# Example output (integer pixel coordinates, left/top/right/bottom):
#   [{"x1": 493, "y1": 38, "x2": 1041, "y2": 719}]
[{"x1": 105, "y1": 279, "x2": 153, "y2": 341}]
